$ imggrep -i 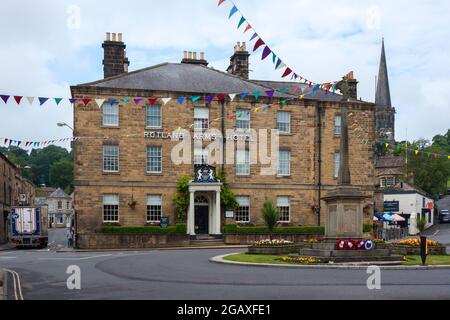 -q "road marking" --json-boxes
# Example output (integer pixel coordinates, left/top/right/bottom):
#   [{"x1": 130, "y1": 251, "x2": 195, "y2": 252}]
[
  {"x1": 0, "y1": 256, "x2": 16, "y2": 260},
  {"x1": 4, "y1": 269, "x2": 24, "y2": 300},
  {"x1": 433, "y1": 230, "x2": 440, "y2": 236},
  {"x1": 38, "y1": 254, "x2": 113, "y2": 261}
]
